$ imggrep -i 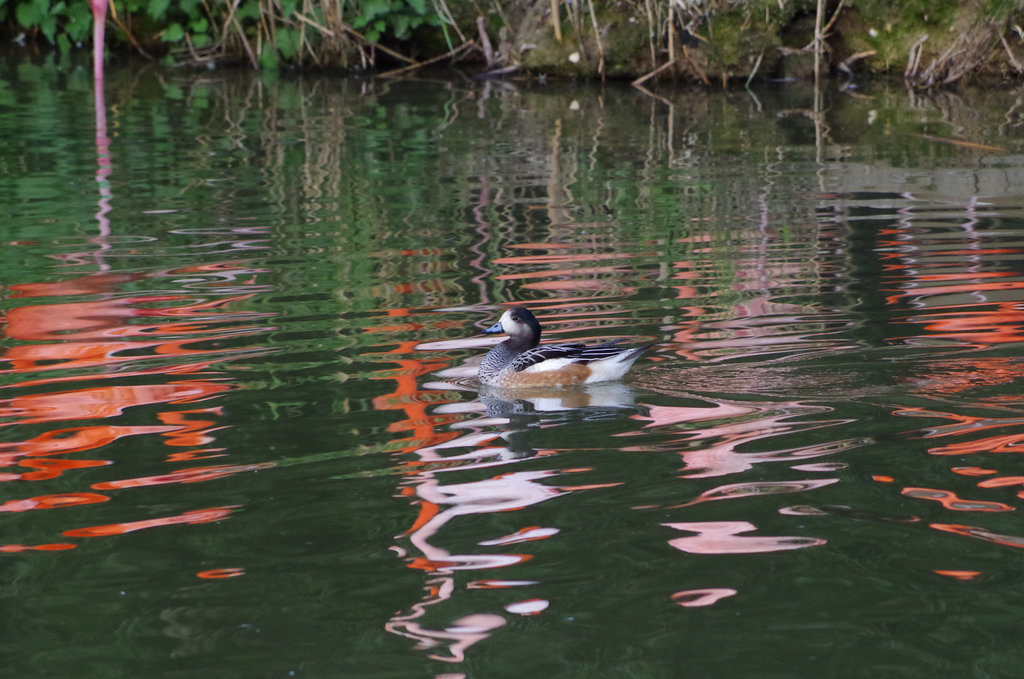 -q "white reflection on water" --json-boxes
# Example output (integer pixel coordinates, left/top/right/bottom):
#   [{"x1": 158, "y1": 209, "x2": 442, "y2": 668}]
[{"x1": 664, "y1": 520, "x2": 827, "y2": 554}]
